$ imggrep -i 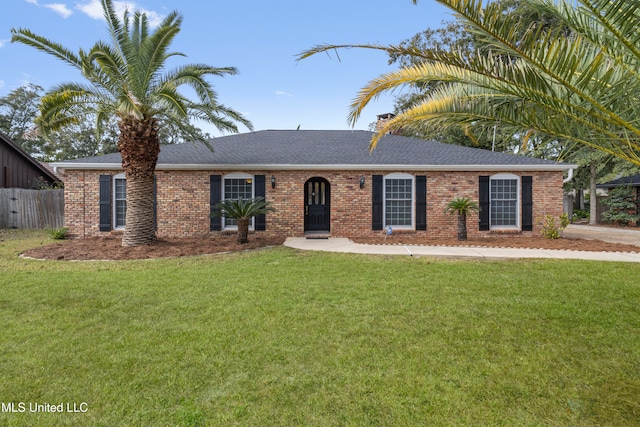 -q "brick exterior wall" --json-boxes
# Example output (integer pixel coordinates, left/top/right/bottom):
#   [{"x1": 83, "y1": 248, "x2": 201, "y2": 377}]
[{"x1": 62, "y1": 169, "x2": 564, "y2": 240}]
